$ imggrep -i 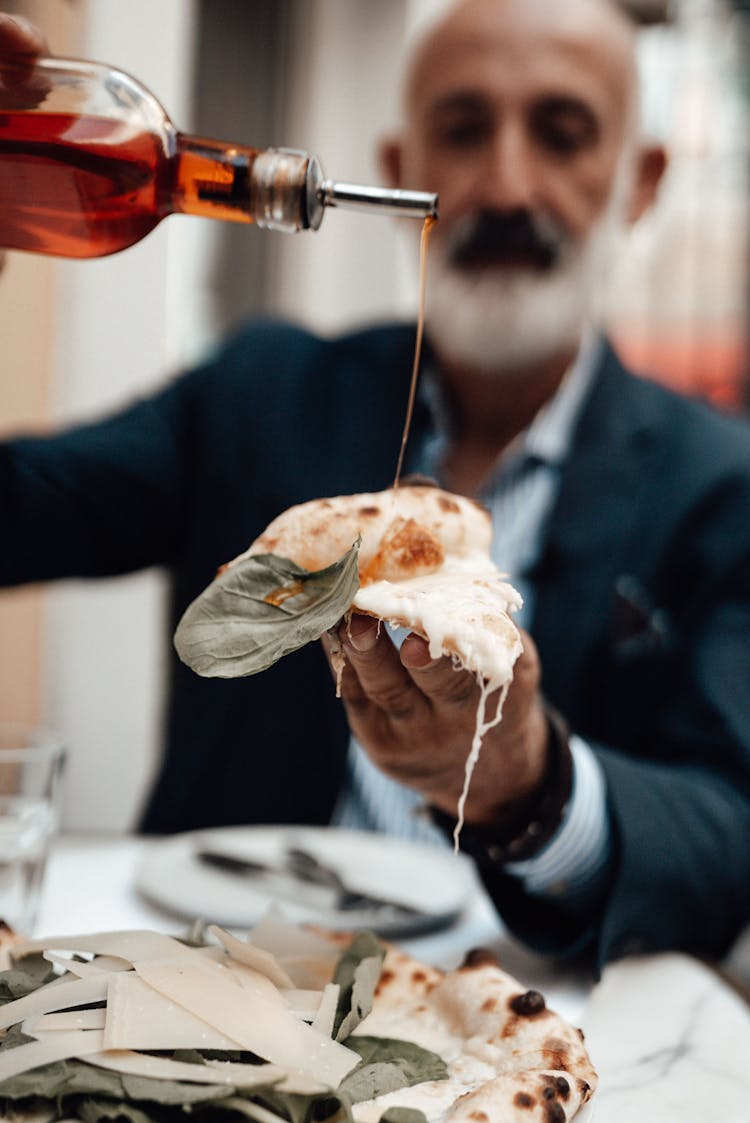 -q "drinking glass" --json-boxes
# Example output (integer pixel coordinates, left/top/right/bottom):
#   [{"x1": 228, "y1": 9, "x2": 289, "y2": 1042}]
[{"x1": 0, "y1": 725, "x2": 65, "y2": 935}]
